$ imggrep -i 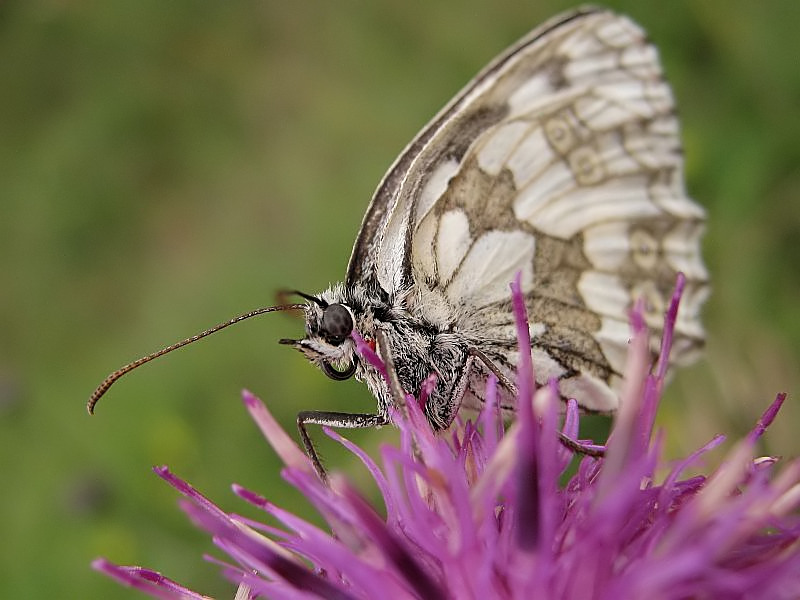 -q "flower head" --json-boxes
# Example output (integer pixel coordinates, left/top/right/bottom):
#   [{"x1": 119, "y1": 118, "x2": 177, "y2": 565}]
[{"x1": 94, "y1": 274, "x2": 800, "y2": 599}]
